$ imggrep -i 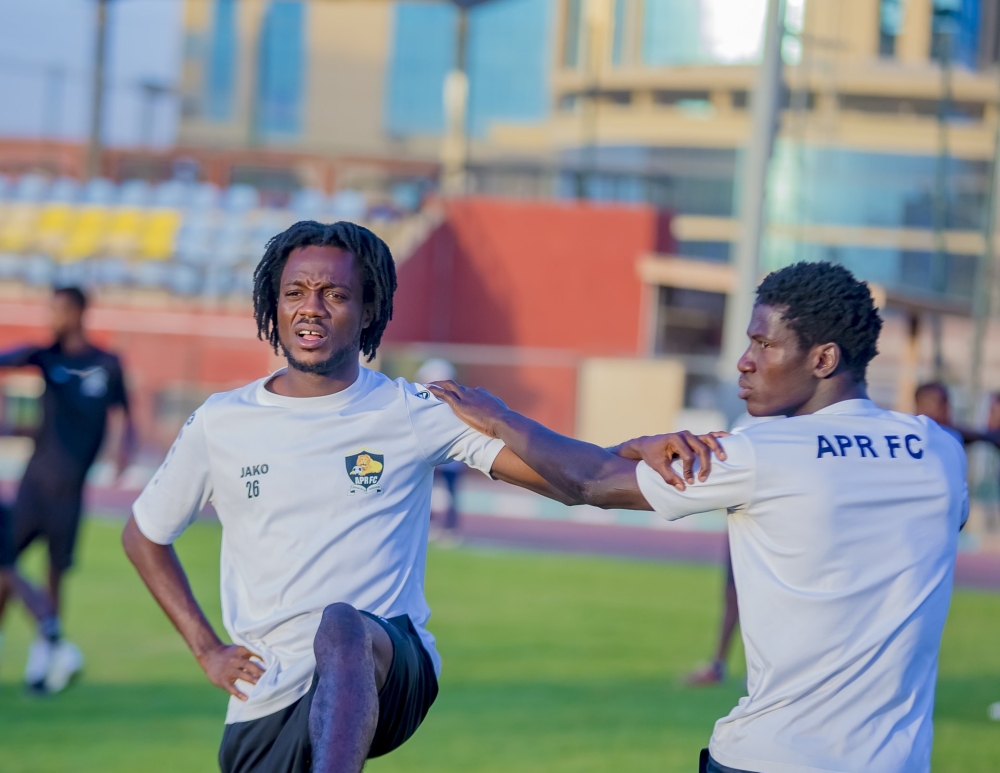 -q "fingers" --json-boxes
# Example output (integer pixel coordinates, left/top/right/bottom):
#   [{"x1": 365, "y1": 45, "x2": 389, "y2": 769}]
[
  {"x1": 699, "y1": 432, "x2": 728, "y2": 463},
  {"x1": 227, "y1": 681, "x2": 249, "y2": 701},
  {"x1": 686, "y1": 433, "x2": 715, "y2": 482},
  {"x1": 671, "y1": 433, "x2": 697, "y2": 485},
  {"x1": 649, "y1": 456, "x2": 687, "y2": 491},
  {"x1": 428, "y1": 379, "x2": 461, "y2": 395},
  {"x1": 426, "y1": 383, "x2": 457, "y2": 404},
  {"x1": 206, "y1": 646, "x2": 266, "y2": 702}
]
